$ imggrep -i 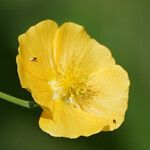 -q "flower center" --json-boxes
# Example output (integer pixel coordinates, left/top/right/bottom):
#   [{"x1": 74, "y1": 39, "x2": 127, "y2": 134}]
[{"x1": 48, "y1": 65, "x2": 97, "y2": 106}]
